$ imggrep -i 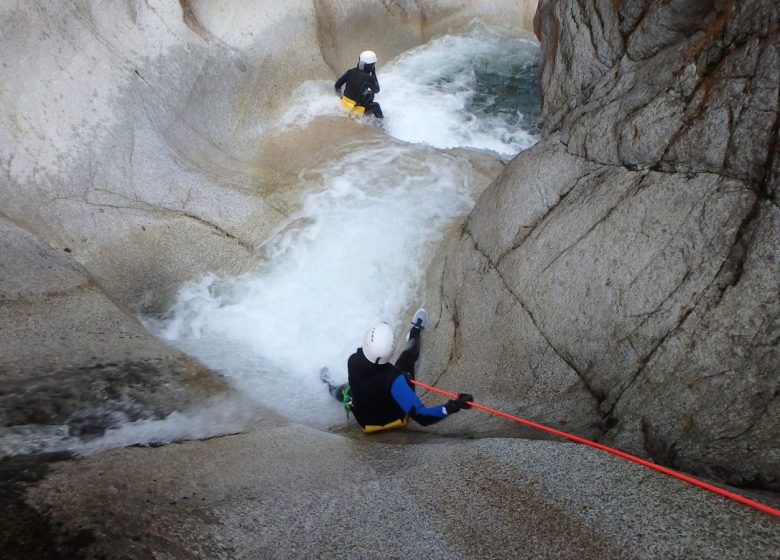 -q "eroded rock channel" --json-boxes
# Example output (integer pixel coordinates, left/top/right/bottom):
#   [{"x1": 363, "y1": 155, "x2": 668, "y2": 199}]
[{"x1": 1, "y1": 2, "x2": 778, "y2": 558}]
